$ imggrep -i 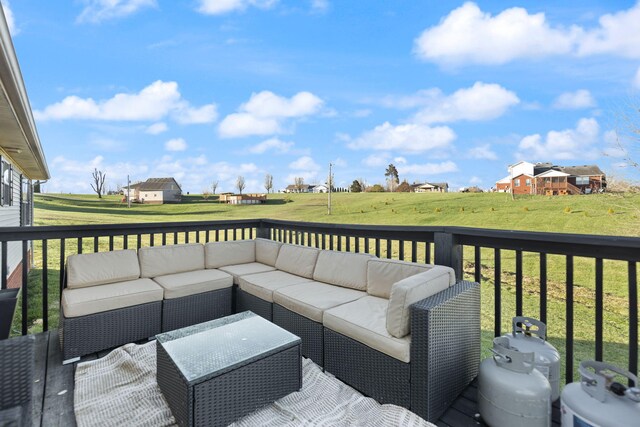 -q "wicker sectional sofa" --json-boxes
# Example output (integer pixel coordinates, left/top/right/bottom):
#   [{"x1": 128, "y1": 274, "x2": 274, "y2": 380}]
[{"x1": 59, "y1": 237, "x2": 480, "y2": 422}]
